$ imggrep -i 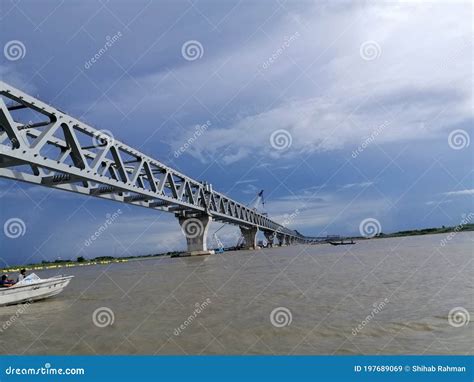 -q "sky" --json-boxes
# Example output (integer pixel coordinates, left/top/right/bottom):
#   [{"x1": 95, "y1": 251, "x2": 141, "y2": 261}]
[{"x1": 0, "y1": 0, "x2": 472, "y2": 266}]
